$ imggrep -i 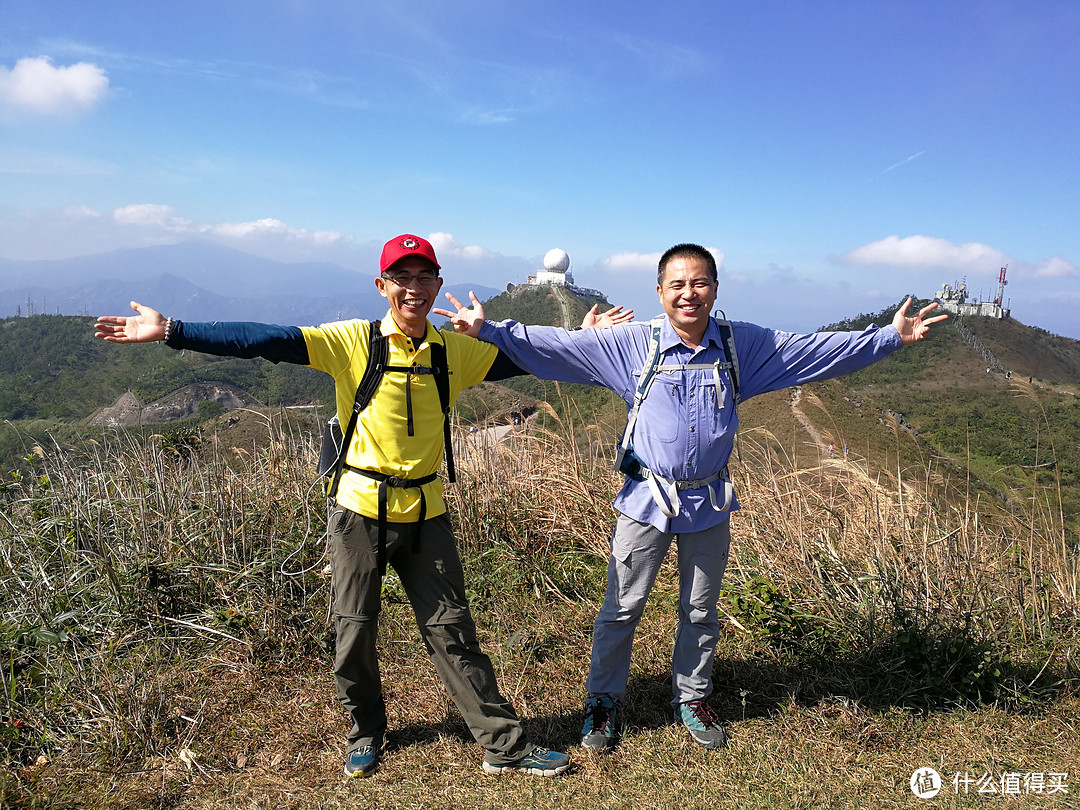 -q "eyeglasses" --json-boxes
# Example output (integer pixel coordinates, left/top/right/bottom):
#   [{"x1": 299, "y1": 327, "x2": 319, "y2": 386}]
[{"x1": 382, "y1": 269, "x2": 440, "y2": 287}]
